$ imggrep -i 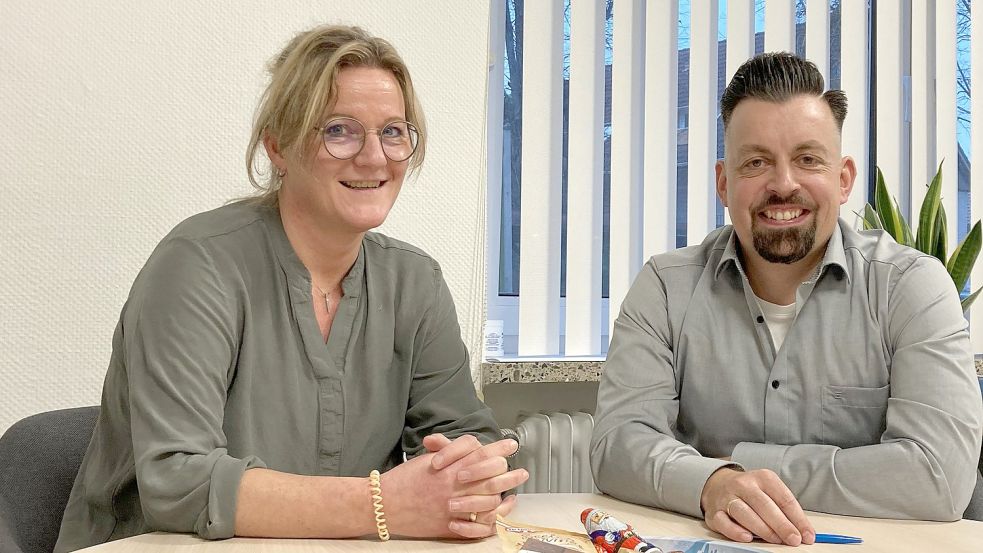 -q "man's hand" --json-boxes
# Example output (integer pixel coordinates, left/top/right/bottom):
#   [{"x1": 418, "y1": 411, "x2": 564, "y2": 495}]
[{"x1": 700, "y1": 467, "x2": 815, "y2": 546}]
